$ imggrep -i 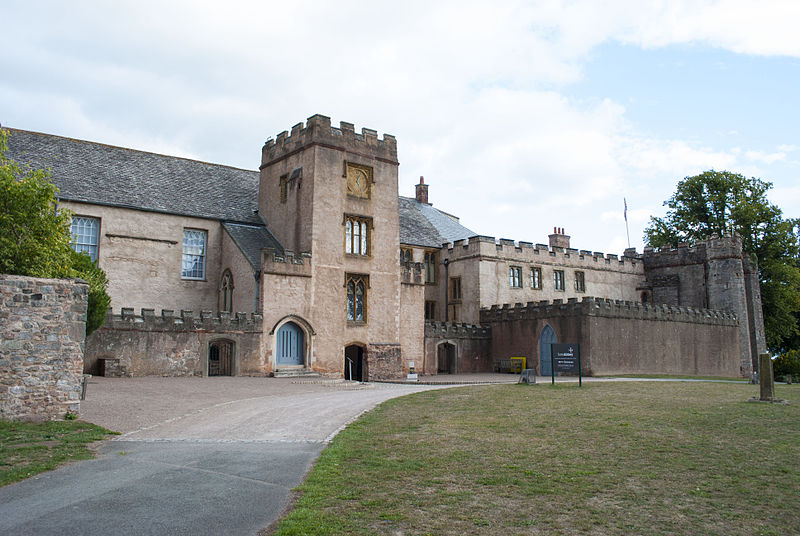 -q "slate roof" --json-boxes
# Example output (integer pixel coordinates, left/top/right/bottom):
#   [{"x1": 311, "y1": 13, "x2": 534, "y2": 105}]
[
  {"x1": 222, "y1": 223, "x2": 283, "y2": 272},
  {"x1": 398, "y1": 196, "x2": 475, "y2": 248},
  {"x1": 4, "y1": 128, "x2": 262, "y2": 225}
]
